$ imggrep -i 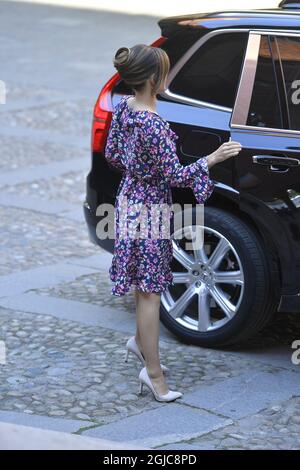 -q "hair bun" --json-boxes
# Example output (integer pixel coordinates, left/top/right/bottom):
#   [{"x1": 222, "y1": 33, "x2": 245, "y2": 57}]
[{"x1": 113, "y1": 47, "x2": 131, "y2": 69}]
